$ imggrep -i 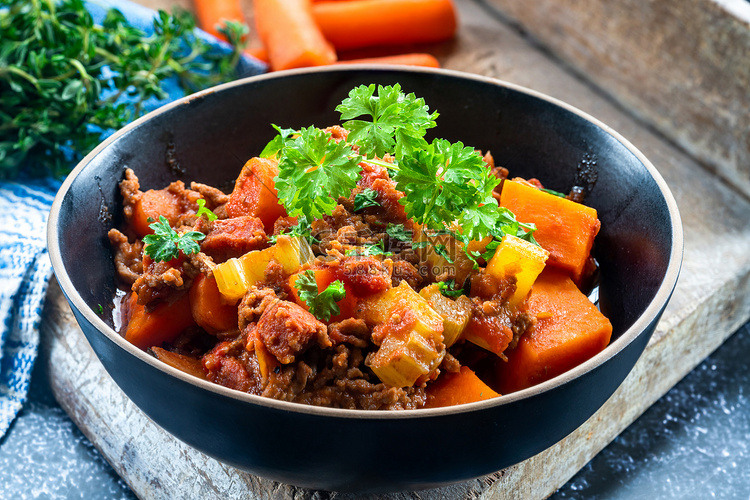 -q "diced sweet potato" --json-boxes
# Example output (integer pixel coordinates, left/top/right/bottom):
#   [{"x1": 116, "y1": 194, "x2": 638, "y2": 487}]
[
  {"x1": 425, "y1": 366, "x2": 499, "y2": 408},
  {"x1": 226, "y1": 157, "x2": 288, "y2": 233},
  {"x1": 499, "y1": 180, "x2": 600, "y2": 281},
  {"x1": 495, "y1": 268, "x2": 613, "y2": 394},
  {"x1": 189, "y1": 273, "x2": 239, "y2": 334},
  {"x1": 124, "y1": 292, "x2": 195, "y2": 350}
]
